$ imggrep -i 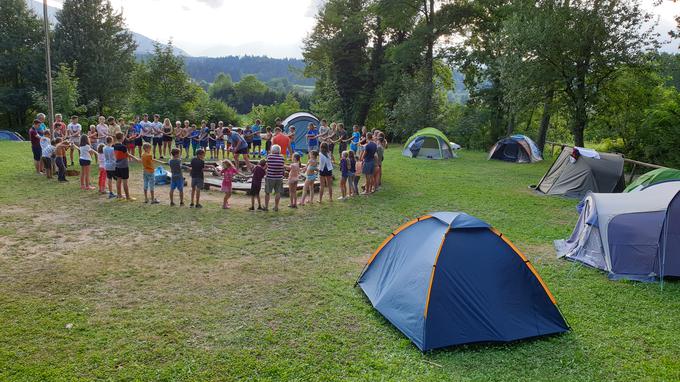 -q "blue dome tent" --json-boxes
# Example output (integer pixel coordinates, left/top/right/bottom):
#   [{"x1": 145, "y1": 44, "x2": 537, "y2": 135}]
[
  {"x1": 282, "y1": 112, "x2": 320, "y2": 153},
  {"x1": 357, "y1": 212, "x2": 569, "y2": 351},
  {"x1": 488, "y1": 134, "x2": 543, "y2": 163}
]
